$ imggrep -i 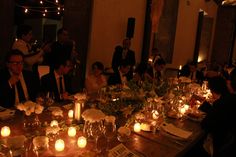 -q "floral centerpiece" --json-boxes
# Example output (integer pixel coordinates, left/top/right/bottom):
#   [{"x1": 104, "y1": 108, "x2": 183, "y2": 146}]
[
  {"x1": 16, "y1": 101, "x2": 44, "y2": 116},
  {"x1": 16, "y1": 101, "x2": 44, "y2": 128}
]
